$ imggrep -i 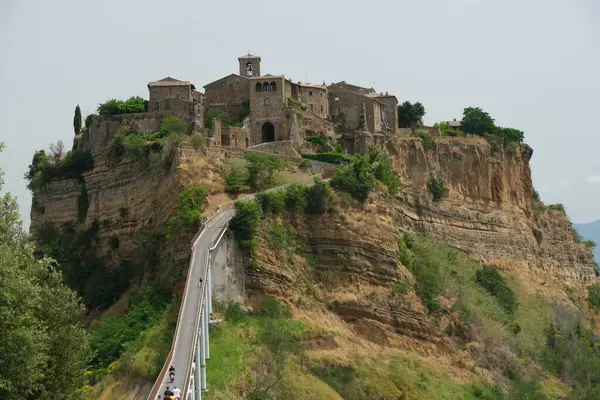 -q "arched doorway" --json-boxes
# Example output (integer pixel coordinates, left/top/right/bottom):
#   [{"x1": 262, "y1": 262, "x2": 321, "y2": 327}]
[{"x1": 261, "y1": 122, "x2": 275, "y2": 142}]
